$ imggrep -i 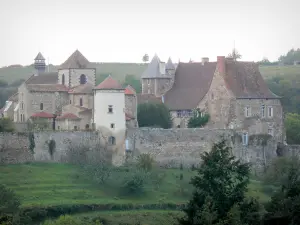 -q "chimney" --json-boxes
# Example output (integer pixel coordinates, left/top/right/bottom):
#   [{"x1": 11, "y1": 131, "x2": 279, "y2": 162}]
[
  {"x1": 201, "y1": 57, "x2": 209, "y2": 65},
  {"x1": 217, "y1": 56, "x2": 226, "y2": 75}
]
